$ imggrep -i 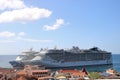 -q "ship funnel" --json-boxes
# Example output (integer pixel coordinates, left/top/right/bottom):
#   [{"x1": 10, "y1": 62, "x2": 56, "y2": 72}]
[{"x1": 30, "y1": 48, "x2": 33, "y2": 51}]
